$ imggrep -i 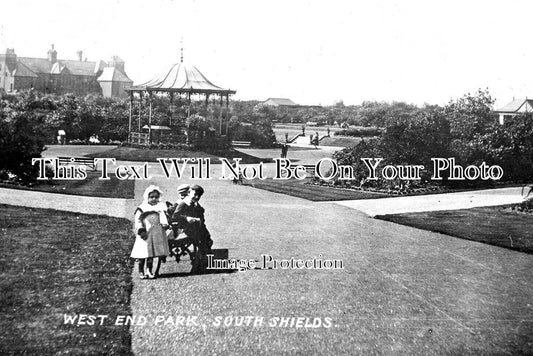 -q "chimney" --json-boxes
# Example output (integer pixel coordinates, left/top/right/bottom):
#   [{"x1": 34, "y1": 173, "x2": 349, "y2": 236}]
[
  {"x1": 47, "y1": 44, "x2": 57, "y2": 63},
  {"x1": 77, "y1": 50, "x2": 83, "y2": 61},
  {"x1": 5, "y1": 48, "x2": 17, "y2": 73},
  {"x1": 110, "y1": 55, "x2": 125, "y2": 73}
]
